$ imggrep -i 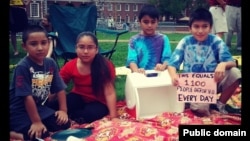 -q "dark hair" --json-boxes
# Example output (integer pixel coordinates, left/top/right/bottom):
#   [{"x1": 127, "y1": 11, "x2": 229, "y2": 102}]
[
  {"x1": 22, "y1": 25, "x2": 48, "y2": 43},
  {"x1": 76, "y1": 32, "x2": 113, "y2": 96},
  {"x1": 138, "y1": 4, "x2": 159, "y2": 21},
  {"x1": 76, "y1": 31, "x2": 98, "y2": 46},
  {"x1": 189, "y1": 8, "x2": 213, "y2": 27}
]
